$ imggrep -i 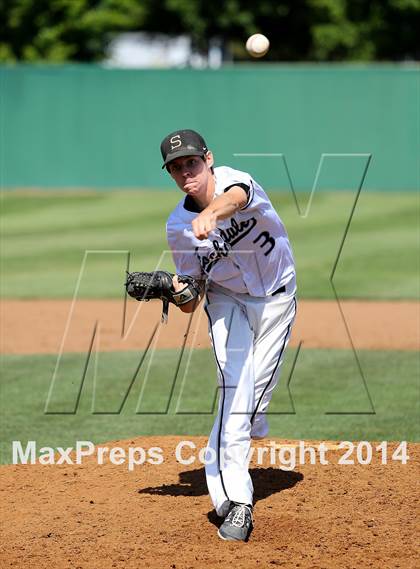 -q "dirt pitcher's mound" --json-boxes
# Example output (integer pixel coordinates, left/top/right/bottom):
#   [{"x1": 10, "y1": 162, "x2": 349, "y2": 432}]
[{"x1": 1, "y1": 436, "x2": 418, "y2": 569}]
